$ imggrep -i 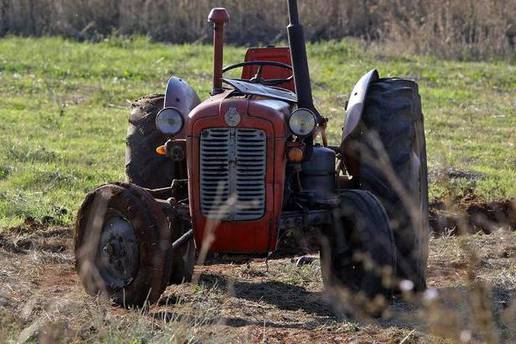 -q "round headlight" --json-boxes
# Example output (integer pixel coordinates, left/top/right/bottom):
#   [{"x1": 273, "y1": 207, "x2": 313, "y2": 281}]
[
  {"x1": 156, "y1": 107, "x2": 184, "y2": 135},
  {"x1": 289, "y1": 108, "x2": 316, "y2": 136}
]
